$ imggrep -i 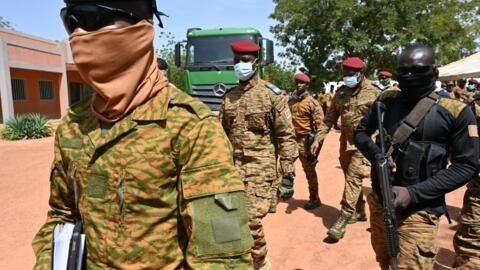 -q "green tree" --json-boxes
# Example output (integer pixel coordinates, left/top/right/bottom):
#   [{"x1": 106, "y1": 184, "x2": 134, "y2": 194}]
[
  {"x1": 265, "y1": 62, "x2": 296, "y2": 92},
  {"x1": 0, "y1": 16, "x2": 14, "y2": 30},
  {"x1": 156, "y1": 31, "x2": 185, "y2": 88},
  {"x1": 270, "y1": 0, "x2": 480, "y2": 81}
]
